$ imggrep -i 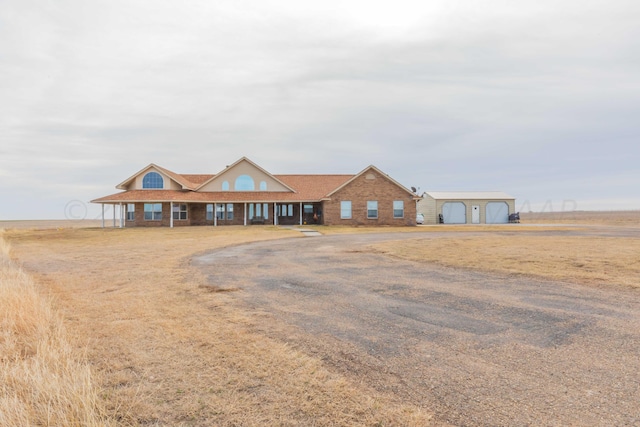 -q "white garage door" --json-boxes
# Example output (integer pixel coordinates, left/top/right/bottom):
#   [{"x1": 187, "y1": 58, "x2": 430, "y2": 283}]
[
  {"x1": 485, "y1": 202, "x2": 509, "y2": 224},
  {"x1": 442, "y1": 202, "x2": 466, "y2": 224}
]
